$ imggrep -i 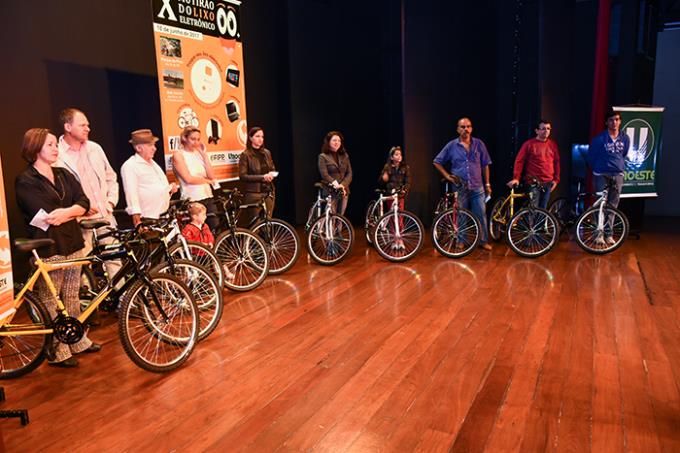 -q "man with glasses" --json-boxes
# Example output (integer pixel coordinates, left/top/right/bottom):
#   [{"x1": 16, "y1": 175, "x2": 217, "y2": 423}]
[
  {"x1": 433, "y1": 117, "x2": 493, "y2": 250},
  {"x1": 507, "y1": 119, "x2": 561, "y2": 209}
]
